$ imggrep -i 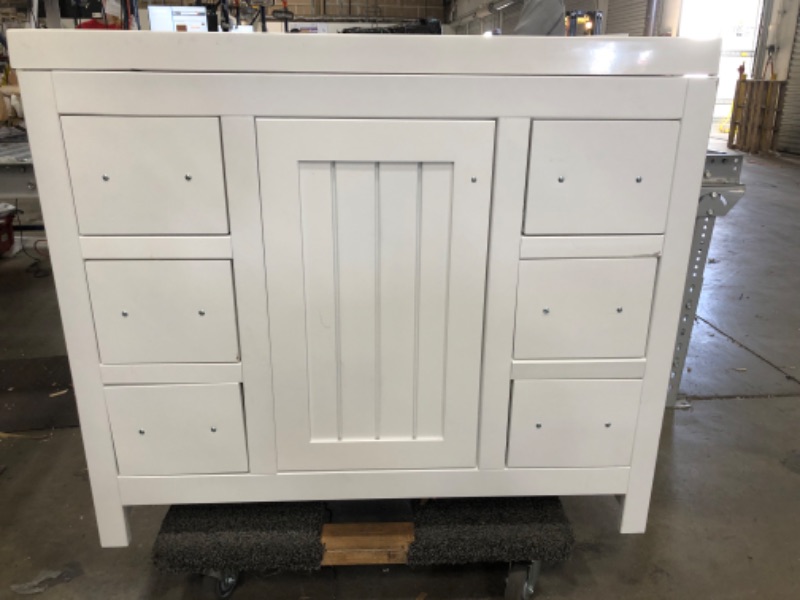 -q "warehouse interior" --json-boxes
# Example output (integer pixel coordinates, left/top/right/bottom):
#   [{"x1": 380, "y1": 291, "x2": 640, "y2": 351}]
[{"x1": 1, "y1": 1, "x2": 800, "y2": 599}]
